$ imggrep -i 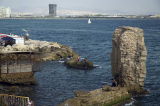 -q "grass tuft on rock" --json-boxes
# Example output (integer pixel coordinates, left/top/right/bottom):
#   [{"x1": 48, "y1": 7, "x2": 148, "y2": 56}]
[{"x1": 103, "y1": 94, "x2": 131, "y2": 106}]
